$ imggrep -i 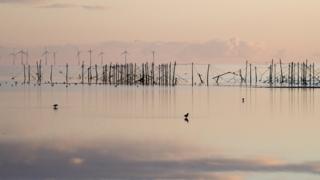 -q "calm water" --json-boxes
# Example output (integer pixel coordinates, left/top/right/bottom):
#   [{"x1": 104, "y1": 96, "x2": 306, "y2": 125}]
[{"x1": 1, "y1": 84, "x2": 320, "y2": 179}]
